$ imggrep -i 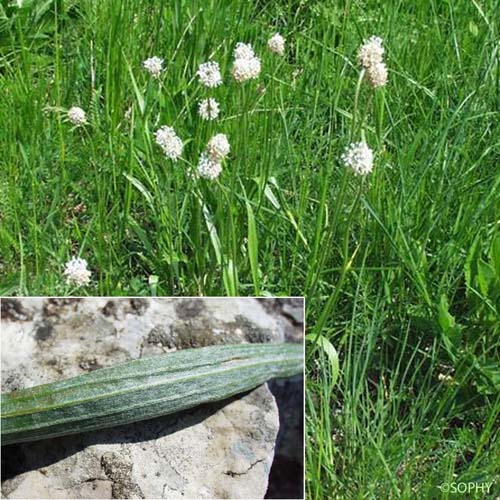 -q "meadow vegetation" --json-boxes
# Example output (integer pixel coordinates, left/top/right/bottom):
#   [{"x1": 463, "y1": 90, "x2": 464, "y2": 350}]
[{"x1": 1, "y1": 0, "x2": 499, "y2": 498}]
